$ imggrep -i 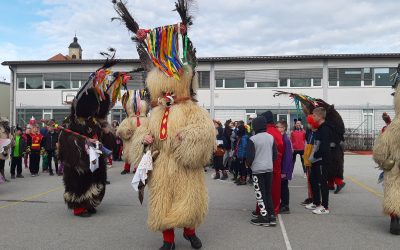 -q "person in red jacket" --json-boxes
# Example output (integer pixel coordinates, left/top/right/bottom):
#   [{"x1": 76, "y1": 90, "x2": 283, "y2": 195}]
[
  {"x1": 291, "y1": 119, "x2": 306, "y2": 177},
  {"x1": 253, "y1": 111, "x2": 284, "y2": 216}
]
